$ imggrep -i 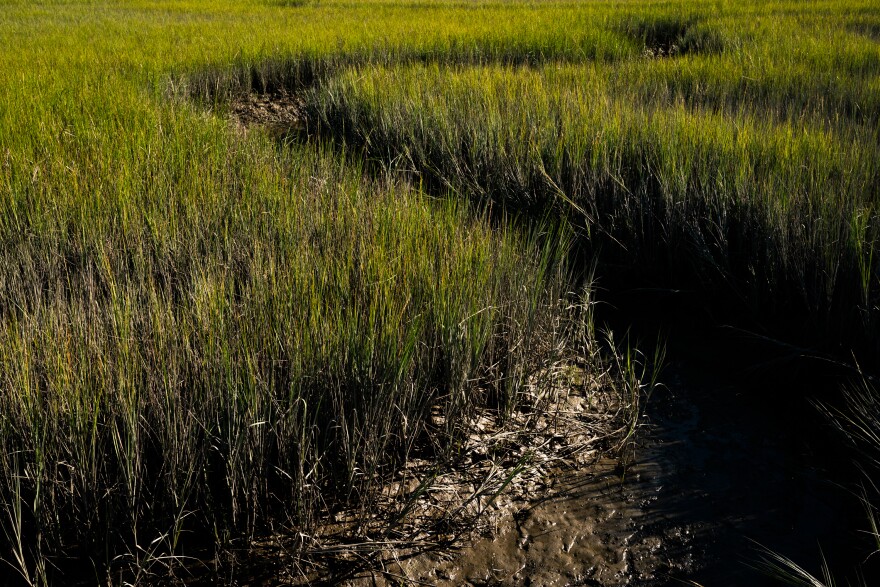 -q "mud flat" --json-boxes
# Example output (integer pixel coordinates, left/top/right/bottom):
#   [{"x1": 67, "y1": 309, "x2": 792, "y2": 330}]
[{"x1": 336, "y1": 359, "x2": 877, "y2": 586}]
